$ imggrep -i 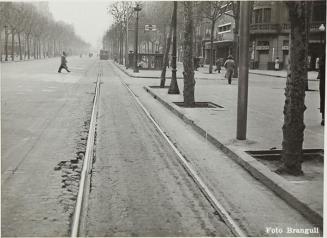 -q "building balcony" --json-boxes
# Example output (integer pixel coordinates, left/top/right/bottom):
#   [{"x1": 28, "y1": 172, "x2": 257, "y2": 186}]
[
  {"x1": 250, "y1": 23, "x2": 281, "y2": 34},
  {"x1": 251, "y1": 21, "x2": 326, "y2": 34}
]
